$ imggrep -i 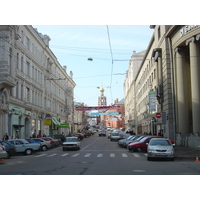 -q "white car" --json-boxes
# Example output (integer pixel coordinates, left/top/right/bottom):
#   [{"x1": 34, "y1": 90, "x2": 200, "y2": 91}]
[
  {"x1": 62, "y1": 137, "x2": 80, "y2": 151},
  {"x1": 147, "y1": 138, "x2": 175, "y2": 161}
]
